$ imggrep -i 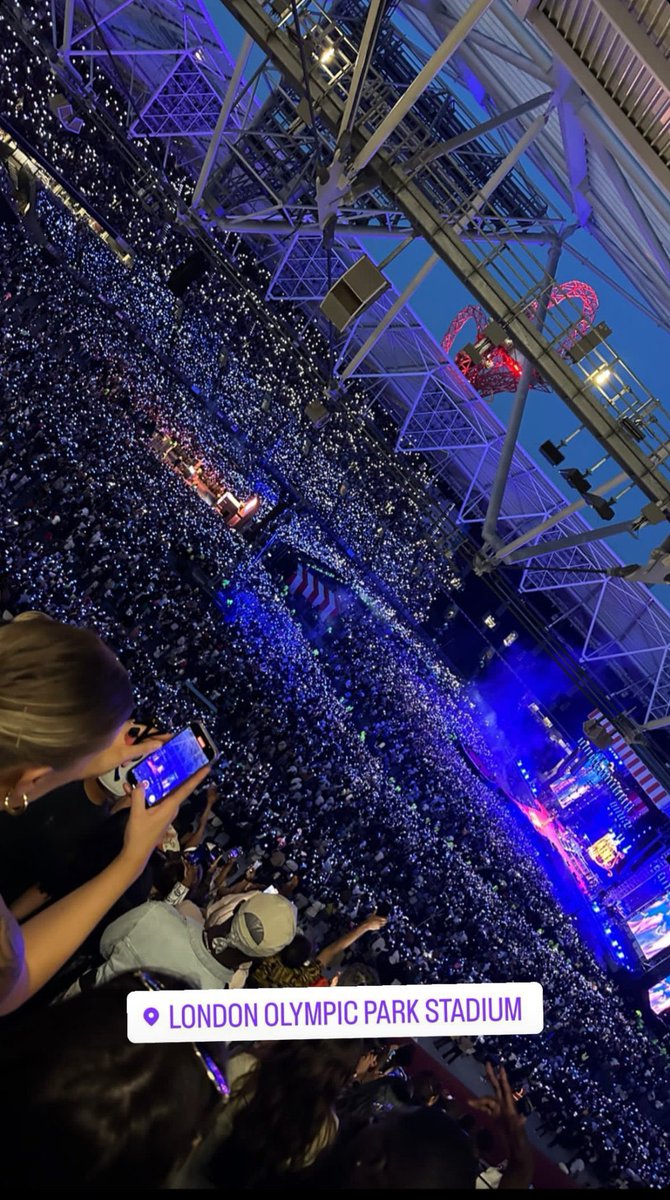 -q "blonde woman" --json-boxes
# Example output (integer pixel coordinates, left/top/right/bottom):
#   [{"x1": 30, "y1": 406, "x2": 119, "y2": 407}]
[{"x1": 0, "y1": 616, "x2": 208, "y2": 1014}]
